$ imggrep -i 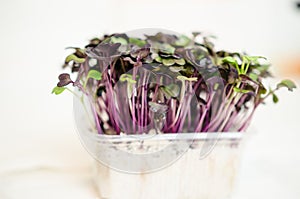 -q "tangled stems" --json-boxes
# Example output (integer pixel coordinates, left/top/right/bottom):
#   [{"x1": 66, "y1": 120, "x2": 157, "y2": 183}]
[{"x1": 53, "y1": 32, "x2": 296, "y2": 135}]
